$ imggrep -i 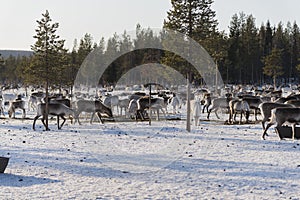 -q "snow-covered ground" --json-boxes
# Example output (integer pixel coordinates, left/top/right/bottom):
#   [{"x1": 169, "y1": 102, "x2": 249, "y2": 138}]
[{"x1": 1, "y1": 108, "x2": 300, "y2": 199}]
